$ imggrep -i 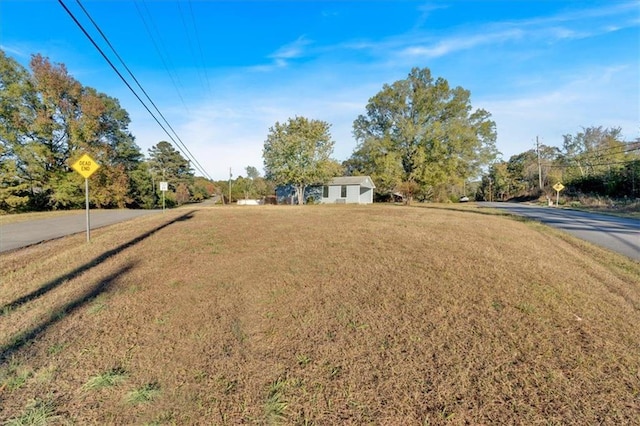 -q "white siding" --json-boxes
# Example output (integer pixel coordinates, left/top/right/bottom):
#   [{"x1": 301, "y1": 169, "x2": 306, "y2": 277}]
[
  {"x1": 346, "y1": 185, "x2": 360, "y2": 203},
  {"x1": 321, "y1": 184, "x2": 373, "y2": 204}
]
